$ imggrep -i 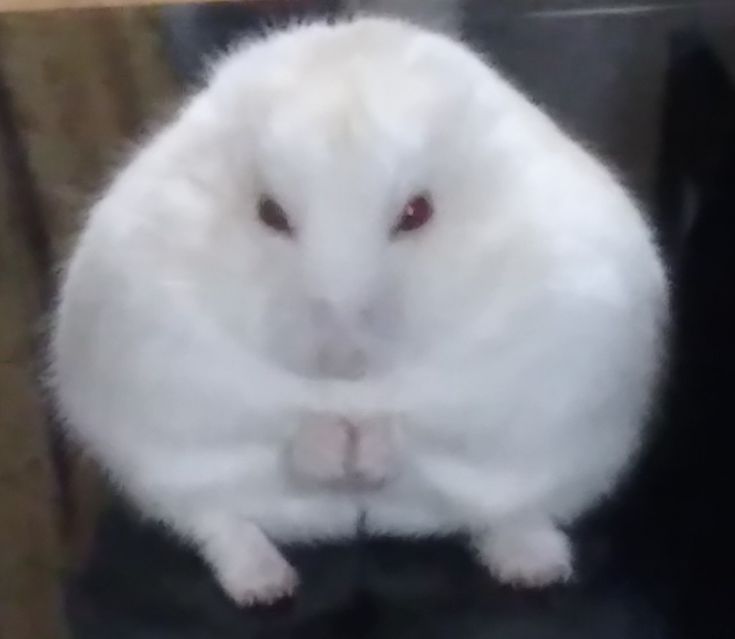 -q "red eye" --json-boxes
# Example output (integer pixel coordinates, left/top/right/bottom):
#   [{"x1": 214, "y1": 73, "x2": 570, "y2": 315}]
[
  {"x1": 258, "y1": 197, "x2": 293, "y2": 236},
  {"x1": 393, "y1": 195, "x2": 433, "y2": 235}
]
